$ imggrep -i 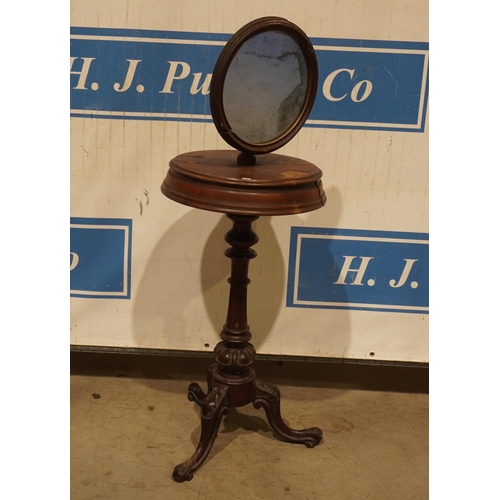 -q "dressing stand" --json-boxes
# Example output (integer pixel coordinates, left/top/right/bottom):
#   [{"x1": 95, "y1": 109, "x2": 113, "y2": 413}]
[{"x1": 161, "y1": 17, "x2": 327, "y2": 482}]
